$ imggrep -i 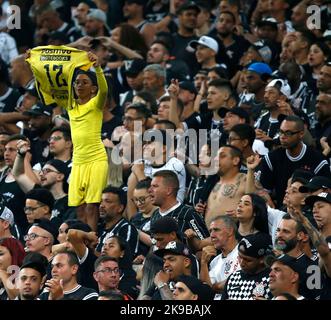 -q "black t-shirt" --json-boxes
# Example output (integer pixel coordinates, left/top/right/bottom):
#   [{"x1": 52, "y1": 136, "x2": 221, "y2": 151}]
[
  {"x1": 101, "y1": 116, "x2": 123, "y2": 140},
  {"x1": 51, "y1": 195, "x2": 76, "y2": 227},
  {"x1": 171, "y1": 33, "x2": 199, "y2": 78},
  {"x1": 165, "y1": 59, "x2": 190, "y2": 84},
  {"x1": 150, "y1": 203, "x2": 209, "y2": 240},
  {"x1": 0, "y1": 176, "x2": 28, "y2": 239},
  {"x1": 255, "y1": 112, "x2": 280, "y2": 139},
  {"x1": 78, "y1": 248, "x2": 98, "y2": 291},
  {"x1": 40, "y1": 285, "x2": 98, "y2": 300},
  {"x1": 208, "y1": 31, "x2": 250, "y2": 78},
  {"x1": 97, "y1": 218, "x2": 139, "y2": 257},
  {"x1": 23, "y1": 129, "x2": 52, "y2": 166},
  {"x1": 0, "y1": 87, "x2": 21, "y2": 113},
  {"x1": 222, "y1": 268, "x2": 272, "y2": 300},
  {"x1": 130, "y1": 211, "x2": 153, "y2": 257},
  {"x1": 258, "y1": 144, "x2": 331, "y2": 206}
]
